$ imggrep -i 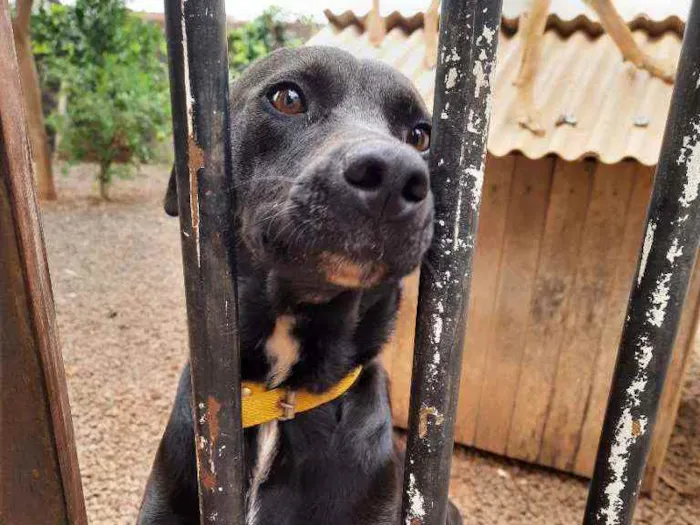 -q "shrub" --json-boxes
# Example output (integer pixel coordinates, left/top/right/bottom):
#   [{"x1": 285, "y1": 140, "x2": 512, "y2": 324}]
[
  {"x1": 228, "y1": 6, "x2": 304, "y2": 79},
  {"x1": 32, "y1": 0, "x2": 171, "y2": 199}
]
